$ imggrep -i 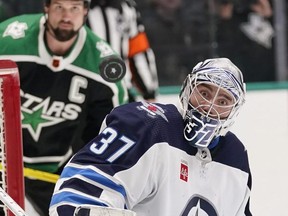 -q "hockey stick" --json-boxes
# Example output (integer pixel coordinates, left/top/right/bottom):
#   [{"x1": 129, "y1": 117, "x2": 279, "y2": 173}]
[
  {"x1": 0, "y1": 164, "x2": 59, "y2": 183},
  {"x1": 24, "y1": 168, "x2": 59, "y2": 183},
  {"x1": 0, "y1": 187, "x2": 29, "y2": 216}
]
